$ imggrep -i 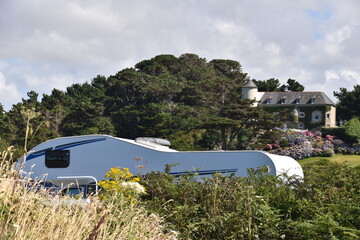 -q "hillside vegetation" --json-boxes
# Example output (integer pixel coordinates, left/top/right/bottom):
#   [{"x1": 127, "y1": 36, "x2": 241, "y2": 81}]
[
  {"x1": 1, "y1": 53, "x2": 360, "y2": 239},
  {"x1": 1, "y1": 54, "x2": 290, "y2": 157}
]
